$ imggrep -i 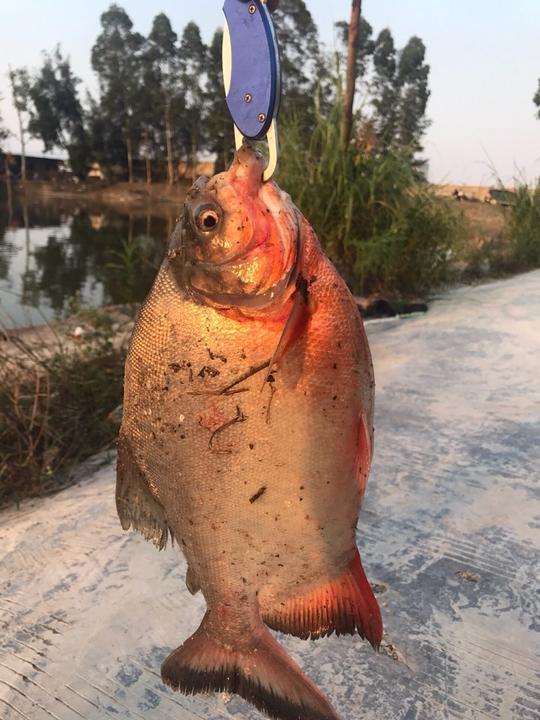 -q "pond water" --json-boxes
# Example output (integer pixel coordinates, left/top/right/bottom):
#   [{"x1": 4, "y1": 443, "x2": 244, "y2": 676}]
[{"x1": 0, "y1": 196, "x2": 178, "y2": 329}]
